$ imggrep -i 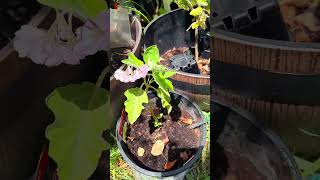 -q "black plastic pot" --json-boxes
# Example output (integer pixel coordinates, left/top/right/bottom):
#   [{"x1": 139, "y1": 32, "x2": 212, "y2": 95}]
[
  {"x1": 212, "y1": 98, "x2": 302, "y2": 180},
  {"x1": 211, "y1": 0, "x2": 290, "y2": 41},
  {"x1": 116, "y1": 91, "x2": 206, "y2": 180},
  {"x1": 144, "y1": 9, "x2": 210, "y2": 111}
]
